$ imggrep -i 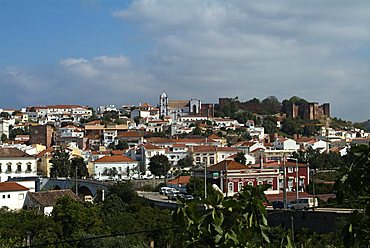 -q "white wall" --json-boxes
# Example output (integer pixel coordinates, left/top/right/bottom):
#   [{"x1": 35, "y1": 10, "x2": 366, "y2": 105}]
[
  {"x1": 93, "y1": 161, "x2": 139, "y2": 180},
  {"x1": 0, "y1": 157, "x2": 37, "y2": 182},
  {"x1": 0, "y1": 190, "x2": 28, "y2": 210}
]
